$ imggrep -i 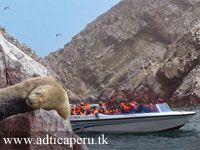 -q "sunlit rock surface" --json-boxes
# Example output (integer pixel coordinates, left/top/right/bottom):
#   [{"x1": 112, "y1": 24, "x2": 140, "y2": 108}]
[
  {"x1": 0, "y1": 32, "x2": 48, "y2": 87},
  {"x1": 44, "y1": 0, "x2": 200, "y2": 105}
]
